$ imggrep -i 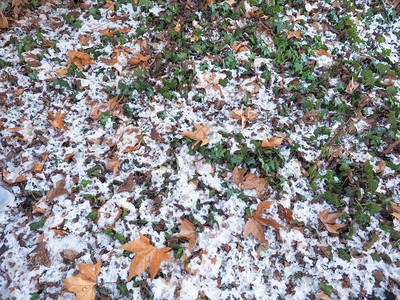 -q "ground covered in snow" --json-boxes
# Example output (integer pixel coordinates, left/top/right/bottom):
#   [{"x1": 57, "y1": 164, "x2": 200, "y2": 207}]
[{"x1": 0, "y1": 0, "x2": 400, "y2": 299}]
